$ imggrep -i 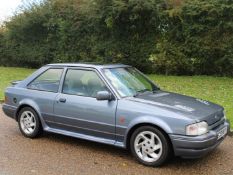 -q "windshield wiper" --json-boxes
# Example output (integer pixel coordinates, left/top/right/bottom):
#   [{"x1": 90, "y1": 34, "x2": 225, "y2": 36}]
[
  {"x1": 133, "y1": 89, "x2": 151, "y2": 97},
  {"x1": 152, "y1": 87, "x2": 160, "y2": 93}
]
